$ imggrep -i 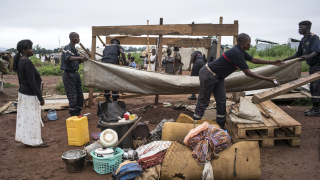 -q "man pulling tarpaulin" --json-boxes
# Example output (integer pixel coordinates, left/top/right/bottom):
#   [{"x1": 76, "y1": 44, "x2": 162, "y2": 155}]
[{"x1": 83, "y1": 58, "x2": 301, "y2": 95}]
